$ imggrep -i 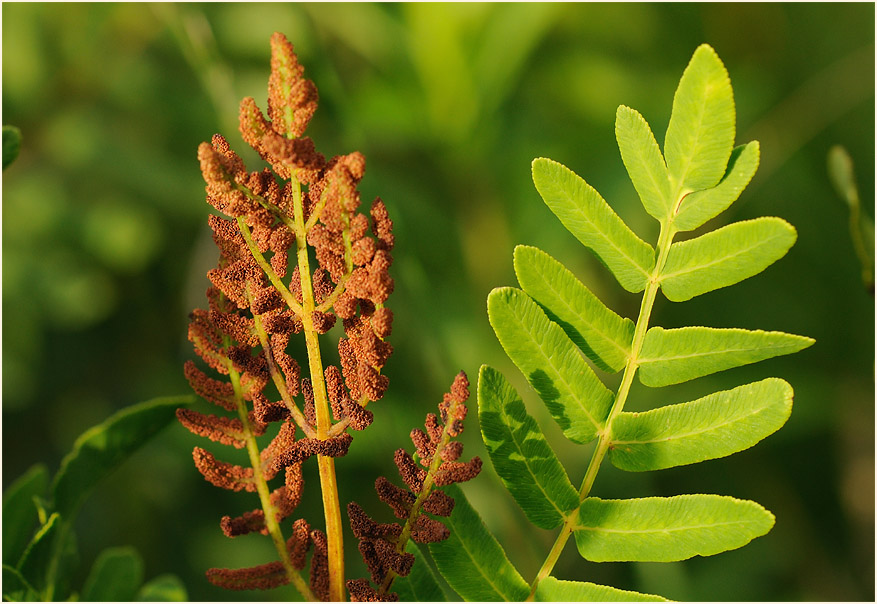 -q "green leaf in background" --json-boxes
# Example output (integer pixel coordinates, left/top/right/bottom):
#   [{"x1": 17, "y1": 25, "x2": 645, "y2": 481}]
[
  {"x1": 673, "y1": 142, "x2": 760, "y2": 232},
  {"x1": 136, "y1": 573, "x2": 188, "y2": 601},
  {"x1": 391, "y1": 542, "x2": 447, "y2": 602},
  {"x1": 535, "y1": 576, "x2": 668, "y2": 602},
  {"x1": 3, "y1": 563, "x2": 39, "y2": 601},
  {"x1": 664, "y1": 44, "x2": 735, "y2": 194},
  {"x1": 17, "y1": 512, "x2": 61, "y2": 594},
  {"x1": 532, "y1": 157, "x2": 655, "y2": 293},
  {"x1": 81, "y1": 546, "x2": 144, "y2": 602},
  {"x1": 52, "y1": 395, "x2": 193, "y2": 519},
  {"x1": 2, "y1": 125, "x2": 22, "y2": 170},
  {"x1": 610, "y1": 378, "x2": 793, "y2": 471},
  {"x1": 574, "y1": 495, "x2": 775, "y2": 562},
  {"x1": 659, "y1": 217, "x2": 797, "y2": 302},
  {"x1": 638, "y1": 326, "x2": 814, "y2": 387},
  {"x1": 3, "y1": 463, "x2": 49, "y2": 564},
  {"x1": 478, "y1": 365, "x2": 580, "y2": 529},
  {"x1": 616, "y1": 105, "x2": 673, "y2": 222},
  {"x1": 487, "y1": 287, "x2": 614, "y2": 444},
  {"x1": 429, "y1": 484, "x2": 530, "y2": 602},
  {"x1": 827, "y1": 144, "x2": 875, "y2": 292},
  {"x1": 514, "y1": 245, "x2": 633, "y2": 373},
  {"x1": 638, "y1": 327, "x2": 814, "y2": 388}
]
